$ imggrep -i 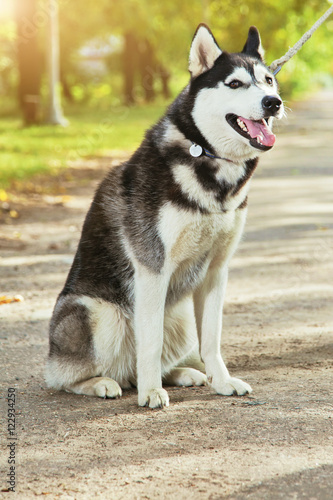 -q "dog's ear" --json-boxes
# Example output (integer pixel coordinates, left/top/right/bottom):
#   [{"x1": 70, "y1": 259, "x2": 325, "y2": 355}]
[
  {"x1": 189, "y1": 24, "x2": 222, "y2": 78},
  {"x1": 242, "y1": 26, "x2": 265, "y2": 61}
]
